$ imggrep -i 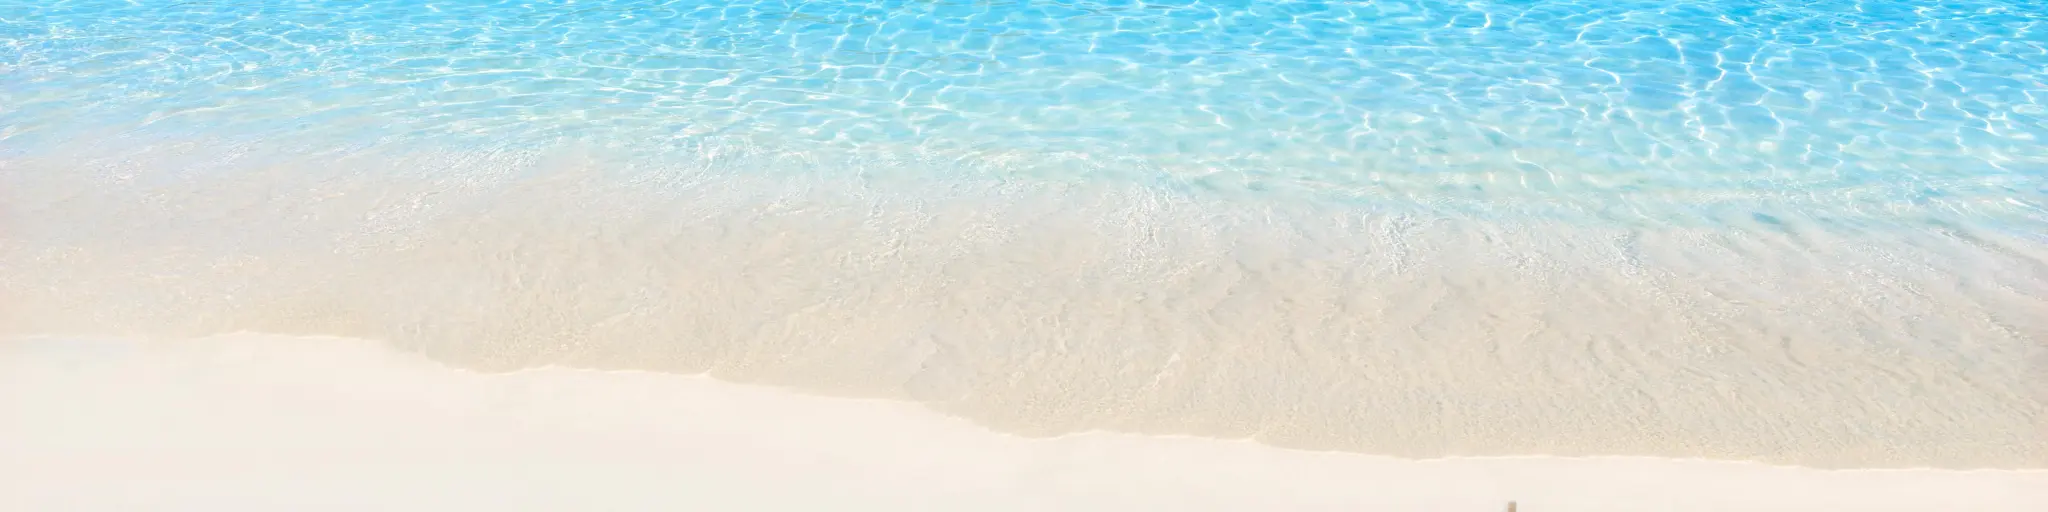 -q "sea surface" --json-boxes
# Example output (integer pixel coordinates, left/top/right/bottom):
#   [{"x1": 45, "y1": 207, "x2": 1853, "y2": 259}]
[{"x1": 3, "y1": 0, "x2": 2044, "y2": 468}]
